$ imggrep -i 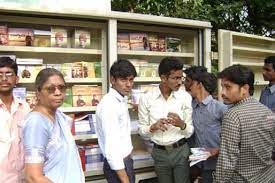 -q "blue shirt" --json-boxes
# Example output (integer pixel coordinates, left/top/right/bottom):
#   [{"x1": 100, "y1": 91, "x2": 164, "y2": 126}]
[
  {"x1": 259, "y1": 84, "x2": 275, "y2": 112},
  {"x1": 191, "y1": 95, "x2": 227, "y2": 170}
]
